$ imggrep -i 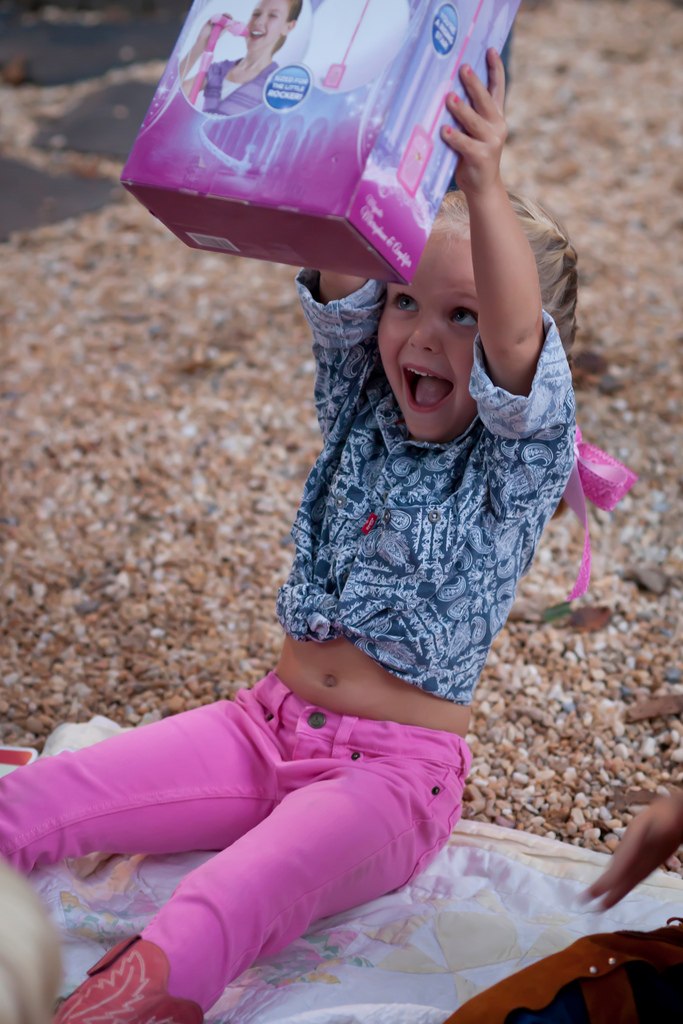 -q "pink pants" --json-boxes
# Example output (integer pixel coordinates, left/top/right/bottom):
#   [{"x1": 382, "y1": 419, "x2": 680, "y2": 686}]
[{"x1": 0, "y1": 672, "x2": 470, "y2": 1011}]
